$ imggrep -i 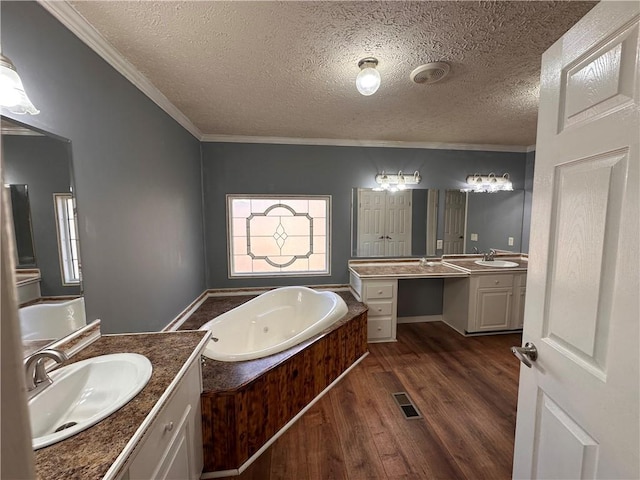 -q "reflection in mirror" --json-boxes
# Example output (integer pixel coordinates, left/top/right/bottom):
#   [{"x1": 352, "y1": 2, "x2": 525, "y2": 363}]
[
  {"x1": 6, "y1": 184, "x2": 37, "y2": 266},
  {"x1": 351, "y1": 188, "x2": 438, "y2": 257},
  {"x1": 444, "y1": 189, "x2": 526, "y2": 254},
  {"x1": 1, "y1": 116, "x2": 86, "y2": 354}
]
